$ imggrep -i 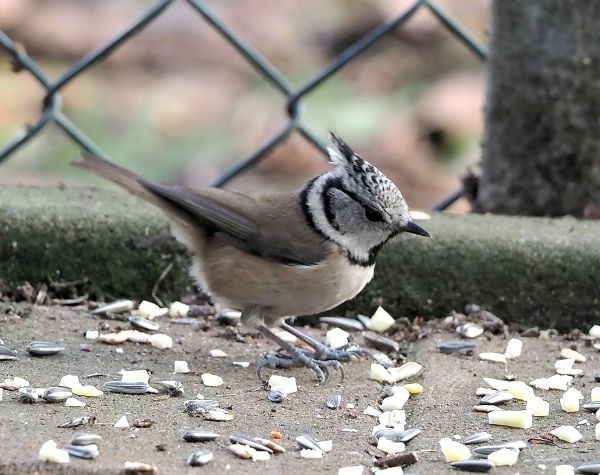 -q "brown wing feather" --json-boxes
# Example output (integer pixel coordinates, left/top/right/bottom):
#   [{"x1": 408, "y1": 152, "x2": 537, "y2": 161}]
[{"x1": 74, "y1": 152, "x2": 327, "y2": 265}]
